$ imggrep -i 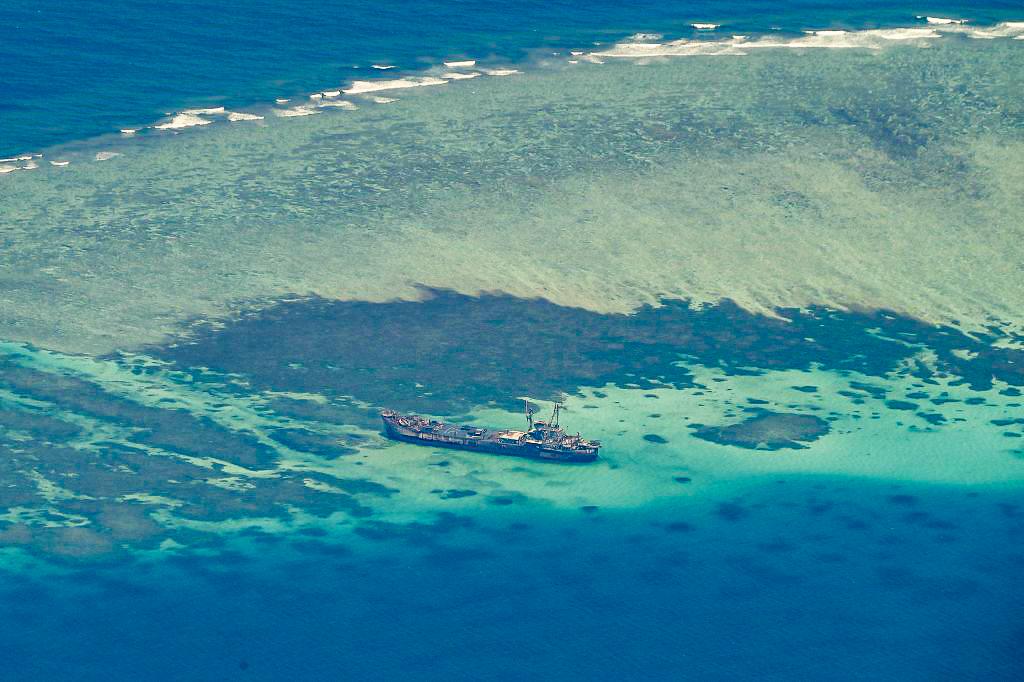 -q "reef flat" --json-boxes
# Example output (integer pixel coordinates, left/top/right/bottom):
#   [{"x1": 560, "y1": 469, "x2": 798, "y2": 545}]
[{"x1": 2, "y1": 30, "x2": 1023, "y2": 355}]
